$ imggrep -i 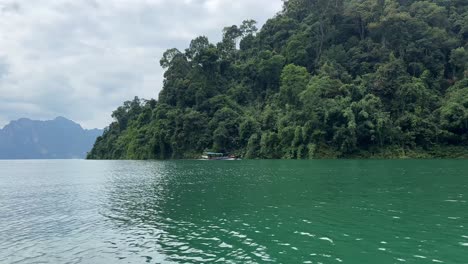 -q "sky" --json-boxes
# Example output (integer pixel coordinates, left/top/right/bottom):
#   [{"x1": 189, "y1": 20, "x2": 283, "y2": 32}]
[{"x1": 0, "y1": 0, "x2": 283, "y2": 129}]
